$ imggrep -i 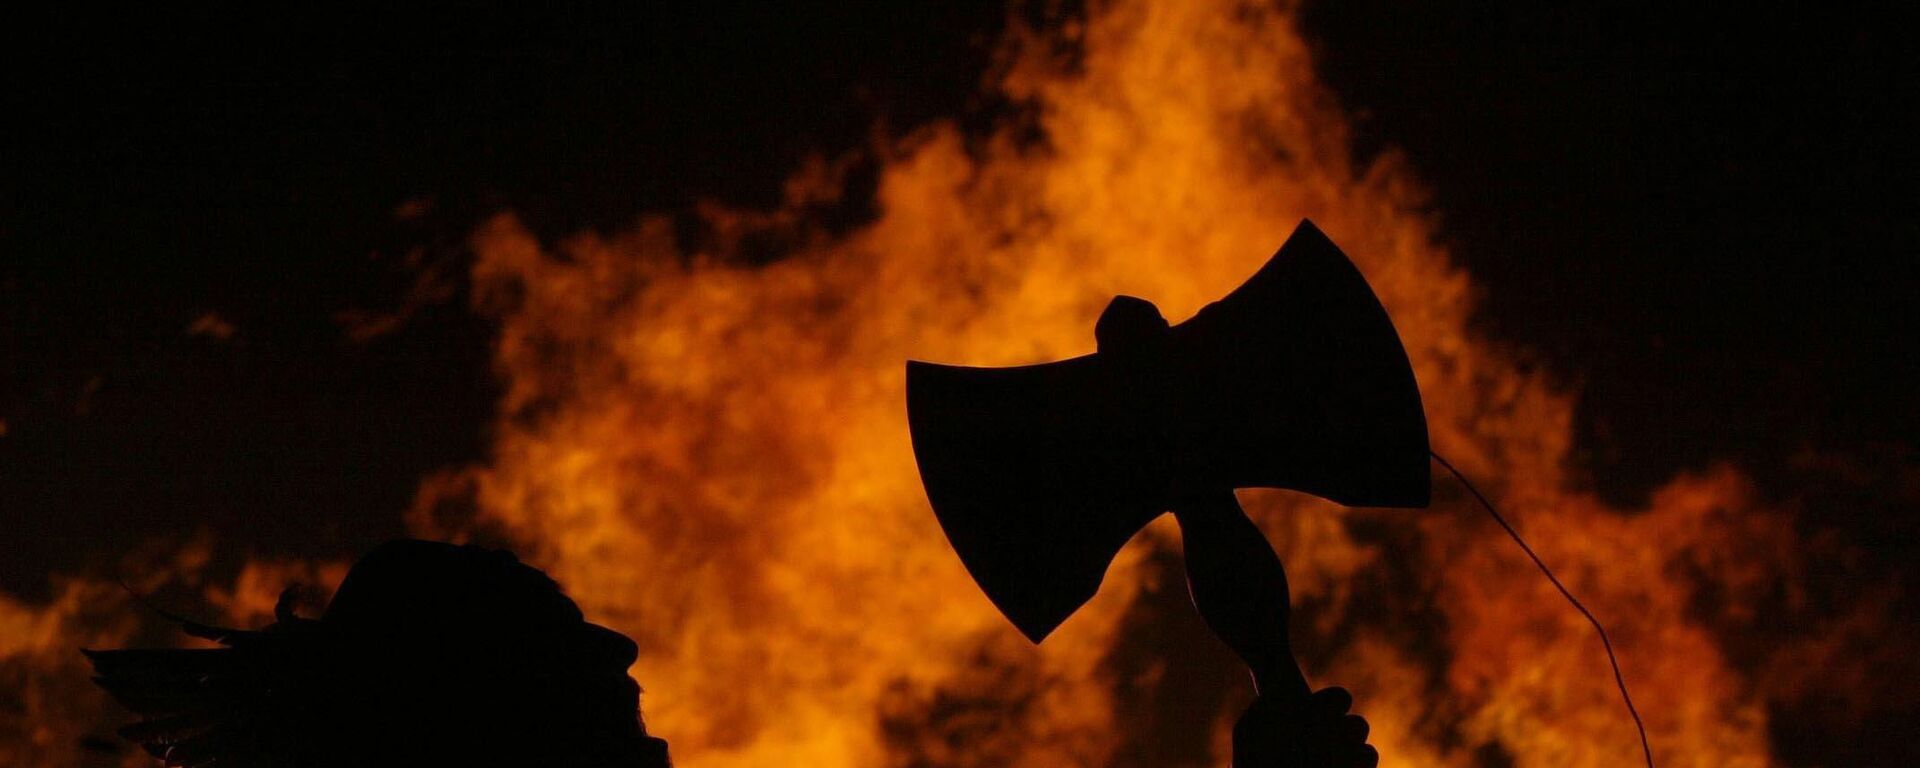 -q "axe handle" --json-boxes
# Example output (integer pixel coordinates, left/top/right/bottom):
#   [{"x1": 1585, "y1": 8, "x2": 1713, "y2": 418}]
[{"x1": 1173, "y1": 491, "x2": 1313, "y2": 702}]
